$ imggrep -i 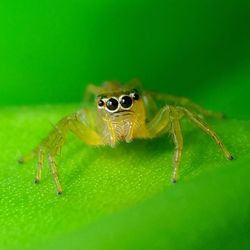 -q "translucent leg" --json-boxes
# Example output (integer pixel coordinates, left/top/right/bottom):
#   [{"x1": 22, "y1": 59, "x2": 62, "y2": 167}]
[
  {"x1": 146, "y1": 106, "x2": 171, "y2": 137},
  {"x1": 171, "y1": 113, "x2": 183, "y2": 183},
  {"x1": 48, "y1": 155, "x2": 62, "y2": 195},
  {"x1": 147, "y1": 91, "x2": 225, "y2": 119},
  {"x1": 34, "y1": 147, "x2": 45, "y2": 183},
  {"x1": 179, "y1": 107, "x2": 233, "y2": 160},
  {"x1": 145, "y1": 106, "x2": 183, "y2": 182},
  {"x1": 19, "y1": 111, "x2": 103, "y2": 195}
]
